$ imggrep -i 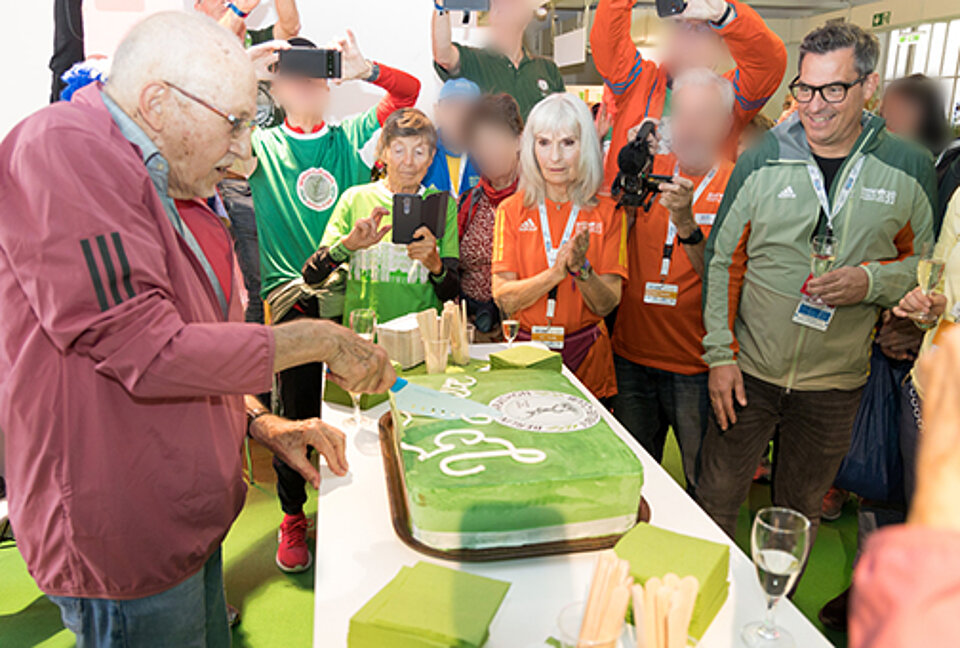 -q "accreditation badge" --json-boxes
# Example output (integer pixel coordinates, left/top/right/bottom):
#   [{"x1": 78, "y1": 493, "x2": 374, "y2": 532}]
[
  {"x1": 531, "y1": 325, "x2": 565, "y2": 350},
  {"x1": 643, "y1": 282, "x2": 679, "y2": 306},
  {"x1": 793, "y1": 274, "x2": 835, "y2": 331}
]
